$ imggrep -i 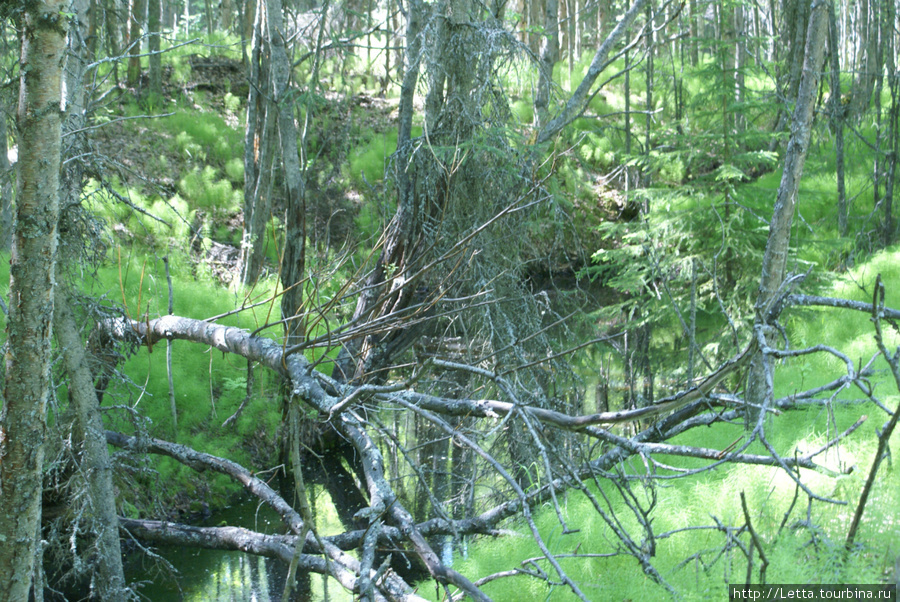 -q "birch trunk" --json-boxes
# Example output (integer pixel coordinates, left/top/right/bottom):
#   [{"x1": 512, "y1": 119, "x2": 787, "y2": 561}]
[{"x1": 0, "y1": 1, "x2": 67, "y2": 596}]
